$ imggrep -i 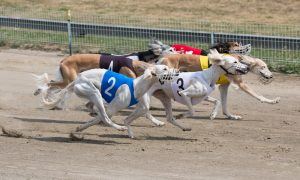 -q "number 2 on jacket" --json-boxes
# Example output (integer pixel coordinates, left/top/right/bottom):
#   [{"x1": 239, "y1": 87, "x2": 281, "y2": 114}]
[{"x1": 104, "y1": 77, "x2": 116, "y2": 97}]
